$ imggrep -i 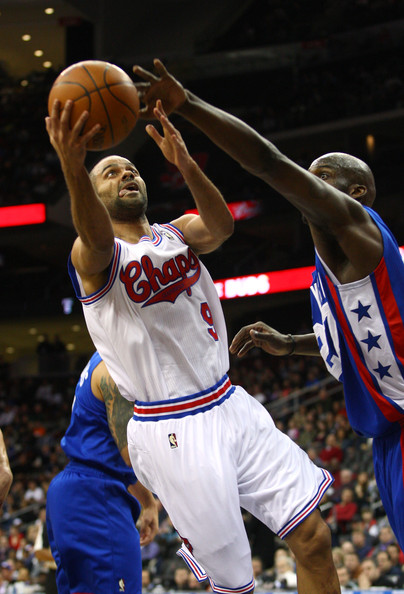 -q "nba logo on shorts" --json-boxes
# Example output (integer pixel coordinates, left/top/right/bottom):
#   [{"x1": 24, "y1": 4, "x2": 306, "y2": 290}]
[
  {"x1": 119, "y1": 578, "x2": 125, "y2": 592},
  {"x1": 168, "y1": 433, "x2": 178, "y2": 448}
]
